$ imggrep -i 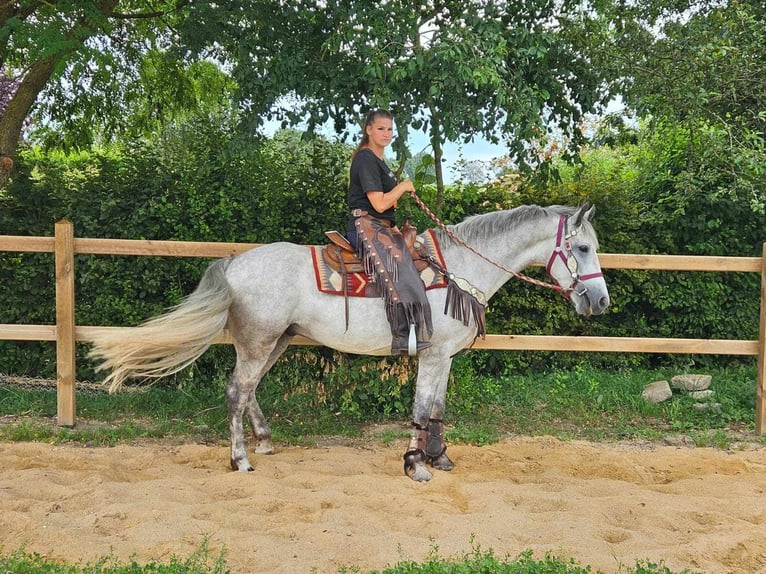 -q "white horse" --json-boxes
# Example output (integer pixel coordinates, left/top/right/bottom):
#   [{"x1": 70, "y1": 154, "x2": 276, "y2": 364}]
[{"x1": 89, "y1": 203, "x2": 610, "y2": 482}]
